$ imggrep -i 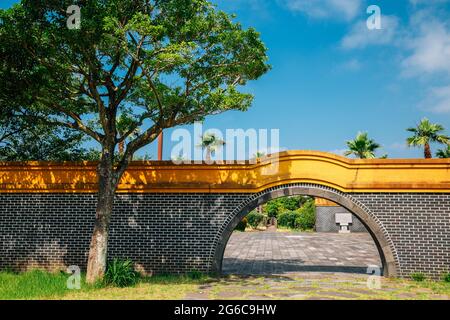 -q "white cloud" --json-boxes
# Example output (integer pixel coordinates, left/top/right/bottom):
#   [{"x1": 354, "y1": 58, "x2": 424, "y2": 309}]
[
  {"x1": 419, "y1": 85, "x2": 450, "y2": 113},
  {"x1": 341, "y1": 15, "x2": 400, "y2": 49},
  {"x1": 401, "y1": 20, "x2": 450, "y2": 76},
  {"x1": 279, "y1": 0, "x2": 362, "y2": 21},
  {"x1": 337, "y1": 58, "x2": 362, "y2": 71}
]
